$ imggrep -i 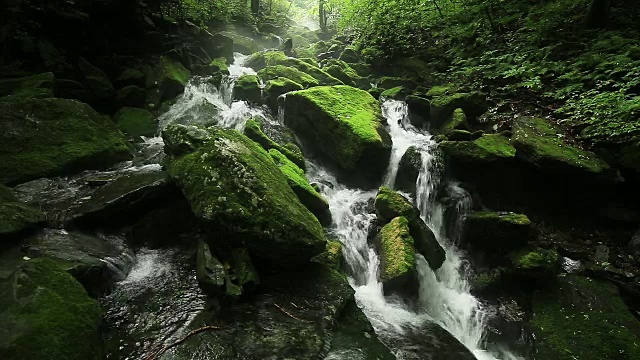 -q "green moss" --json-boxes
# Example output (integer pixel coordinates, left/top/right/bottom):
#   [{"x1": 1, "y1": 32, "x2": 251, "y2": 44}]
[
  {"x1": 0, "y1": 98, "x2": 132, "y2": 185},
  {"x1": 469, "y1": 211, "x2": 531, "y2": 226},
  {"x1": 284, "y1": 86, "x2": 391, "y2": 173},
  {"x1": 379, "y1": 77, "x2": 414, "y2": 89},
  {"x1": 163, "y1": 125, "x2": 325, "y2": 267},
  {"x1": 269, "y1": 149, "x2": 330, "y2": 225},
  {"x1": 234, "y1": 74, "x2": 262, "y2": 104},
  {"x1": 113, "y1": 107, "x2": 157, "y2": 137},
  {"x1": 426, "y1": 84, "x2": 457, "y2": 97},
  {"x1": 258, "y1": 65, "x2": 319, "y2": 88},
  {"x1": 298, "y1": 58, "x2": 319, "y2": 67},
  {"x1": 374, "y1": 186, "x2": 416, "y2": 224},
  {"x1": 440, "y1": 108, "x2": 468, "y2": 134},
  {"x1": 380, "y1": 86, "x2": 408, "y2": 100},
  {"x1": 0, "y1": 72, "x2": 54, "y2": 100},
  {"x1": 160, "y1": 56, "x2": 190, "y2": 85},
  {"x1": 264, "y1": 77, "x2": 304, "y2": 110},
  {"x1": 244, "y1": 118, "x2": 305, "y2": 168},
  {"x1": 0, "y1": 201, "x2": 45, "y2": 239},
  {"x1": 532, "y1": 275, "x2": 640, "y2": 360},
  {"x1": 210, "y1": 57, "x2": 229, "y2": 73},
  {"x1": 0, "y1": 258, "x2": 103, "y2": 360},
  {"x1": 379, "y1": 217, "x2": 415, "y2": 282},
  {"x1": 311, "y1": 239, "x2": 343, "y2": 270},
  {"x1": 512, "y1": 117, "x2": 610, "y2": 174},
  {"x1": 513, "y1": 248, "x2": 559, "y2": 270},
  {"x1": 269, "y1": 56, "x2": 343, "y2": 86},
  {"x1": 439, "y1": 134, "x2": 516, "y2": 163}
]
